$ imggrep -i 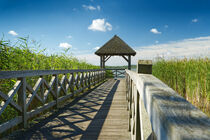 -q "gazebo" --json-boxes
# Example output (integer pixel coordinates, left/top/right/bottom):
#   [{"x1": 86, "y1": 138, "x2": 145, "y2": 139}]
[{"x1": 95, "y1": 35, "x2": 136, "y2": 70}]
